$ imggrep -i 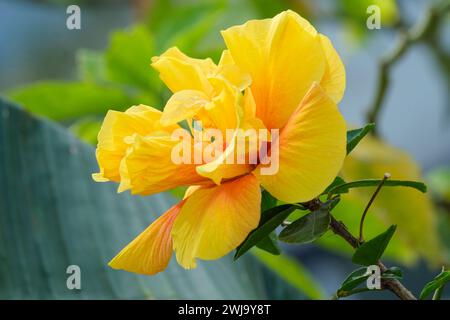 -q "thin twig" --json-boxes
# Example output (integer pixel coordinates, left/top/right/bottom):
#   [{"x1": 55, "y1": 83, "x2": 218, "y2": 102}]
[
  {"x1": 359, "y1": 172, "x2": 391, "y2": 242},
  {"x1": 366, "y1": 1, "x2": 450, "y2": 134},
  {"x1": 328, "y1": 215, "x2": 417, "y2": 300},
  {"x1": 304, "y1": 199, "x2": 417, "y2": 299}
]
